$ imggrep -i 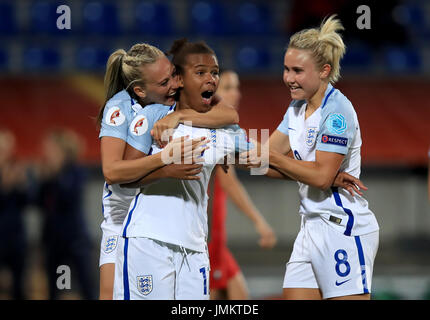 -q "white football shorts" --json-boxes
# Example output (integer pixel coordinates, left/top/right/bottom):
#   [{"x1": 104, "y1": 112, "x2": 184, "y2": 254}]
[
  {"x1": 113, "y1": 237, "x2": 210, "y2": 300},
  {"x1": 99, "y1": 232, "x2": 121, "y2": 267},
  {"x1": 99, "y1": 221, "x2": 123, "y2": 267},
  {"x1": 283, "y1": 215, "x2": 379, "y2": 299}
]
